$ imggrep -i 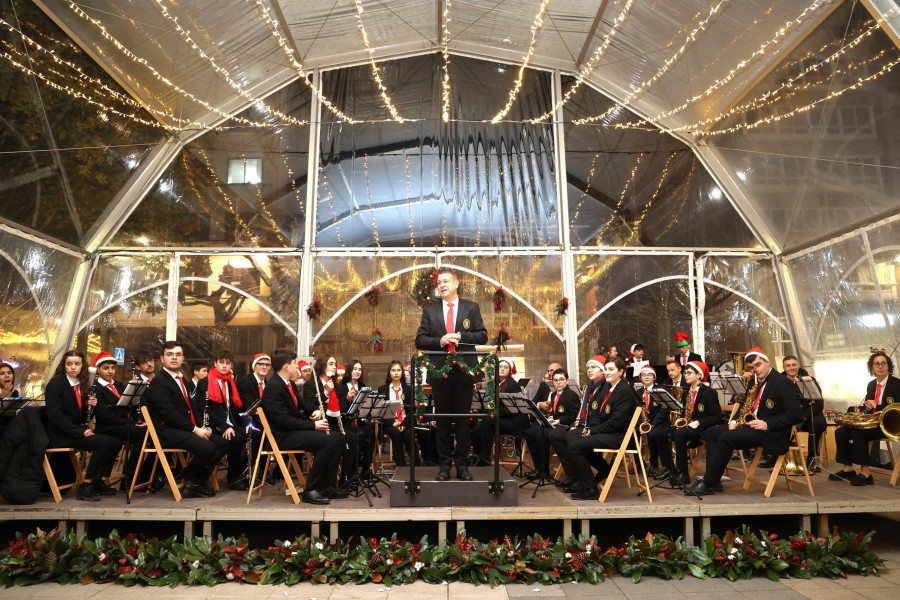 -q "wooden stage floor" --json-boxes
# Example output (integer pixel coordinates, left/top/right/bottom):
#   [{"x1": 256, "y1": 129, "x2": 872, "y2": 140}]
[{"x1": 3, "y1": 464, "x2": 899, "y2": 546}]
